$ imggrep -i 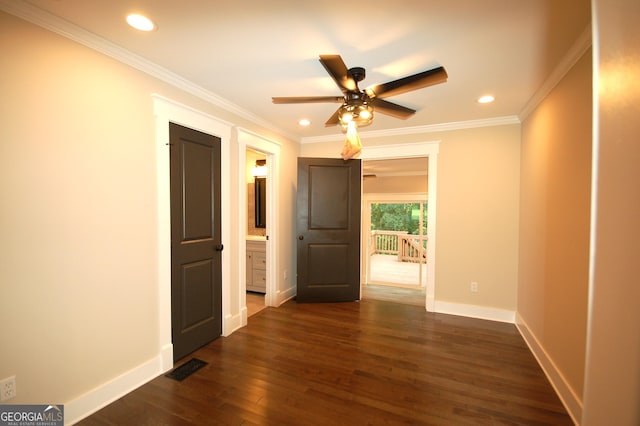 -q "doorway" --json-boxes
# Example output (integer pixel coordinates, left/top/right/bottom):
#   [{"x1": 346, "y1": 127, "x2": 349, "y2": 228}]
[
  {"x1": 359, "y1": 142, "x2": 439, "y2": 311},
  {"x1": 153, "y1": 94, "x2": 232, "y2": 371},
  {"x1": 237, "y1": 128, "x2": 281, "y2": 325},
  {"x1": 246, "y1": 148, "x2": 267, "y2": 317},
  {"x1": 361, "y1": 158, "x2": 428, "y2": 306}
]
